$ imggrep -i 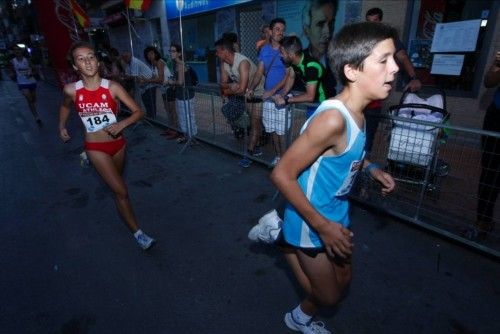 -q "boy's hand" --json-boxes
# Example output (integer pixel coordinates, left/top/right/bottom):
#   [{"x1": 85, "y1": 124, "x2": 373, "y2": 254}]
[
  {"x1": 318, "y1": 222, "x2": 353, "y2": 258},
  {"x1": 370, "y1": 168, "x2": 396, "y2": 195}
]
